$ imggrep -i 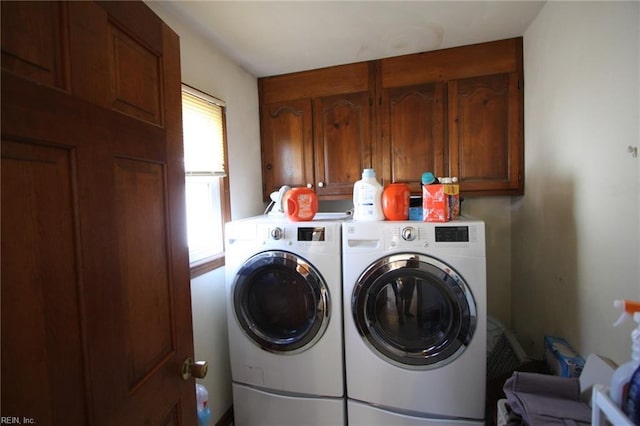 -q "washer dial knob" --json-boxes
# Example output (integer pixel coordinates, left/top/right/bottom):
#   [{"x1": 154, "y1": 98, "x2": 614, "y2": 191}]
[
  {"x1": 270, "y1": 227, "x2": 283, "y2": 240},
  {"x1": 401, "y1": 226, "x2": 417, "y2": 241}
]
